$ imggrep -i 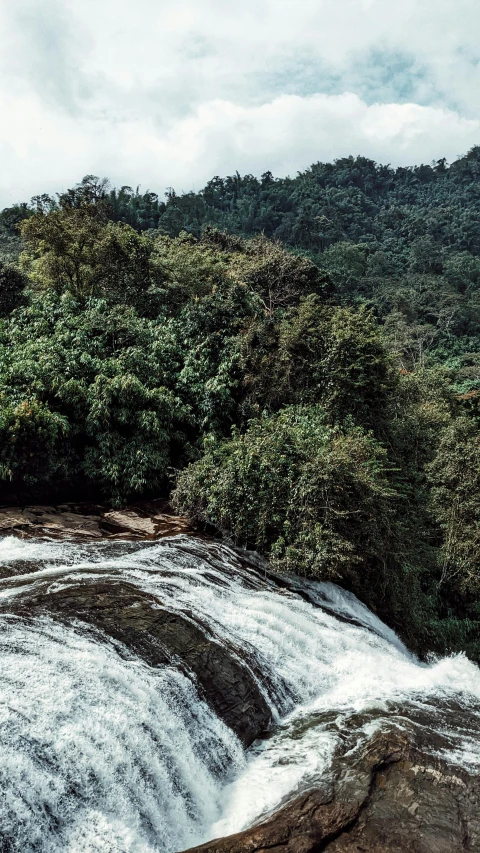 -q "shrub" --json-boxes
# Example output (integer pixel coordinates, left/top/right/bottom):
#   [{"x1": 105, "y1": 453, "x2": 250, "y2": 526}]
[{"x1": 173, "y1": 405, "x2": 397, "y2": 582}]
